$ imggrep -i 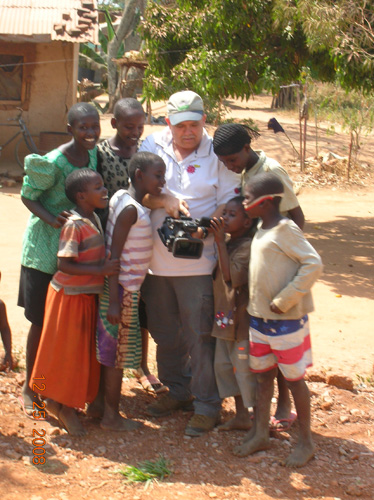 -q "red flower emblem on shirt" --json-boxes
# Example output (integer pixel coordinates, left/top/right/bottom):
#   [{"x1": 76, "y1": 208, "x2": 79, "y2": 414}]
[
  {"x1": 187, "y1": 165, "x2": 196, "y2": 174},
  {"x1": 234, "y1": 187, "x2": 241, "y2": 194}
]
